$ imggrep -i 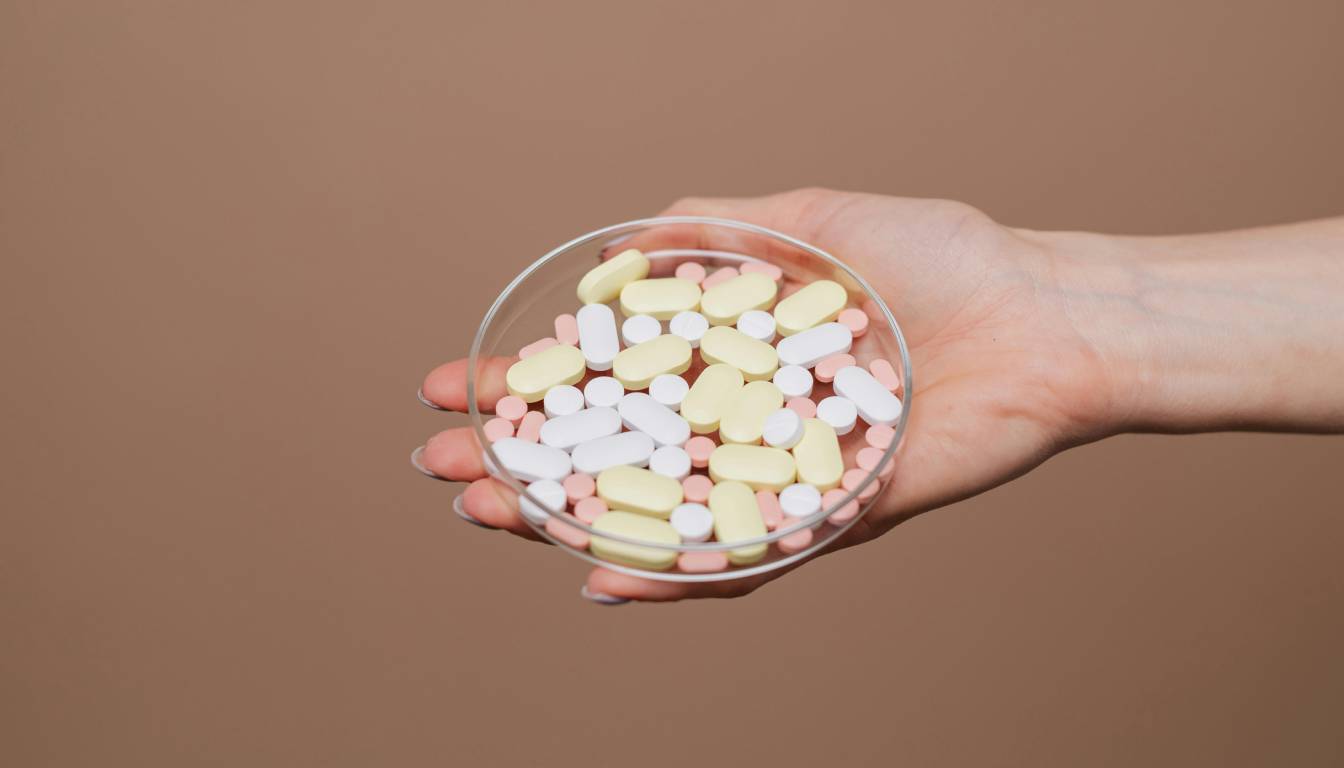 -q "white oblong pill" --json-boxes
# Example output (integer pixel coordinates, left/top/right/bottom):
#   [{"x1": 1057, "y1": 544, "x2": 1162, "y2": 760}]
[
  {"x1": 490, "y1": 437, "x2": 573, "y2": 482},
  {"x1": 833, "y1": 366, "x2": 903, "y2": 426},
  {"x1": 621, "y1": 314, "x2": 662, "y2": 347},
  {"x1": 649, "y1": 373, "x2": 689, "y2": 412},
  {"x1": 542, "y1": 384, "x2": 585, "y2": 419},
  {"x1": 577, "y1": 303, "x2": 620, "y2": 371},
  {"x1": 668, "y1": 310, "x2": 709, "y2": 348},
  {"x1": 737, "y1": 309, "x2": 777, "y2": 343},
  {"x1": 772, "y1": 365, "x2": 814, "y2": 399},
  {"x1": 775, "y1": 322, "x2": 853, "y2": 368},
  {"x1": 519, "y1": 479, "x2": 567, "y2": 524},
  {"x1": 538, "y1": 406, "x2": 622, "y2": 451},
  {"x1": 583, "y1": 376, "x2": 624, "y2": 409},
  {"x1": 778, "y1": 482, "x2": 822, "y2": 518},
  {"x1": 669, "y1": 502, "x2": 714, "y2": 542},
  {"x1": 649, "y1": 445, "x2": 692, "y2": 480},
  {"x1": 762, "y1": 408, "x2": 804, "y2": 449},
  {"x1": 571, "y1": 431, "x2": 656, "y2": 475},
  {"x1": 815, "y1": 396, "x2": 858, "y2": 435},
  {"x1": 617, "y1": 392, "x2": 691, "y2": 448}
]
